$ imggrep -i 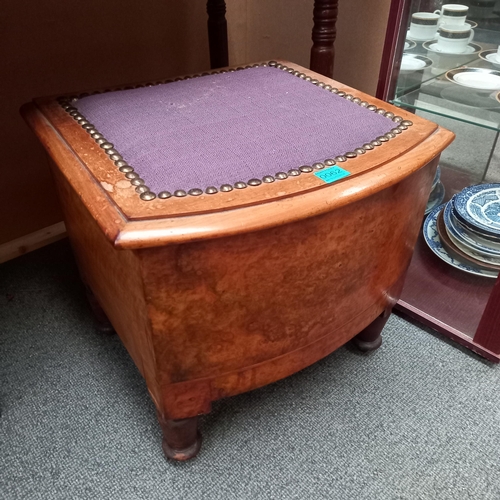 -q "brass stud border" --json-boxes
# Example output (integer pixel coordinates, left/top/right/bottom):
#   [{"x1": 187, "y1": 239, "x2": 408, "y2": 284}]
[{"x1": 57, "y1": 61, "x2": 412, "y2": 202}]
